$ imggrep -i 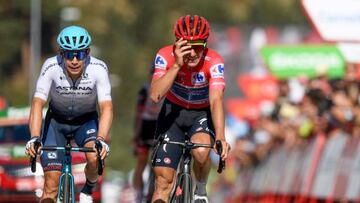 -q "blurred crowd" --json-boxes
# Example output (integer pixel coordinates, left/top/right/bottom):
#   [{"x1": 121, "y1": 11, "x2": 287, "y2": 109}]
[{"x1": 224, "y1": 63, "x2": 360, "y2": 170}]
